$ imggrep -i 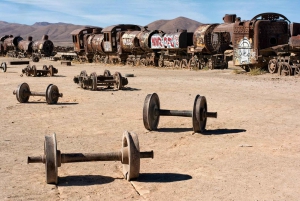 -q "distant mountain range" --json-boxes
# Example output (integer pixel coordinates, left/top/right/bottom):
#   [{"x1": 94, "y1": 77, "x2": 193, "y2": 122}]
[{"x1": 0, "y1": 17, "x2": 202, "y2": 46}]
